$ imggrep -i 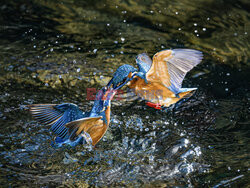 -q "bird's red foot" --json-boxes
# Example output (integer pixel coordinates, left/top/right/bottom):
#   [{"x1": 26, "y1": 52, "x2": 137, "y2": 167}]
[{"x1": 145, "y1": 102, "x2": 162, "y2": 110}]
